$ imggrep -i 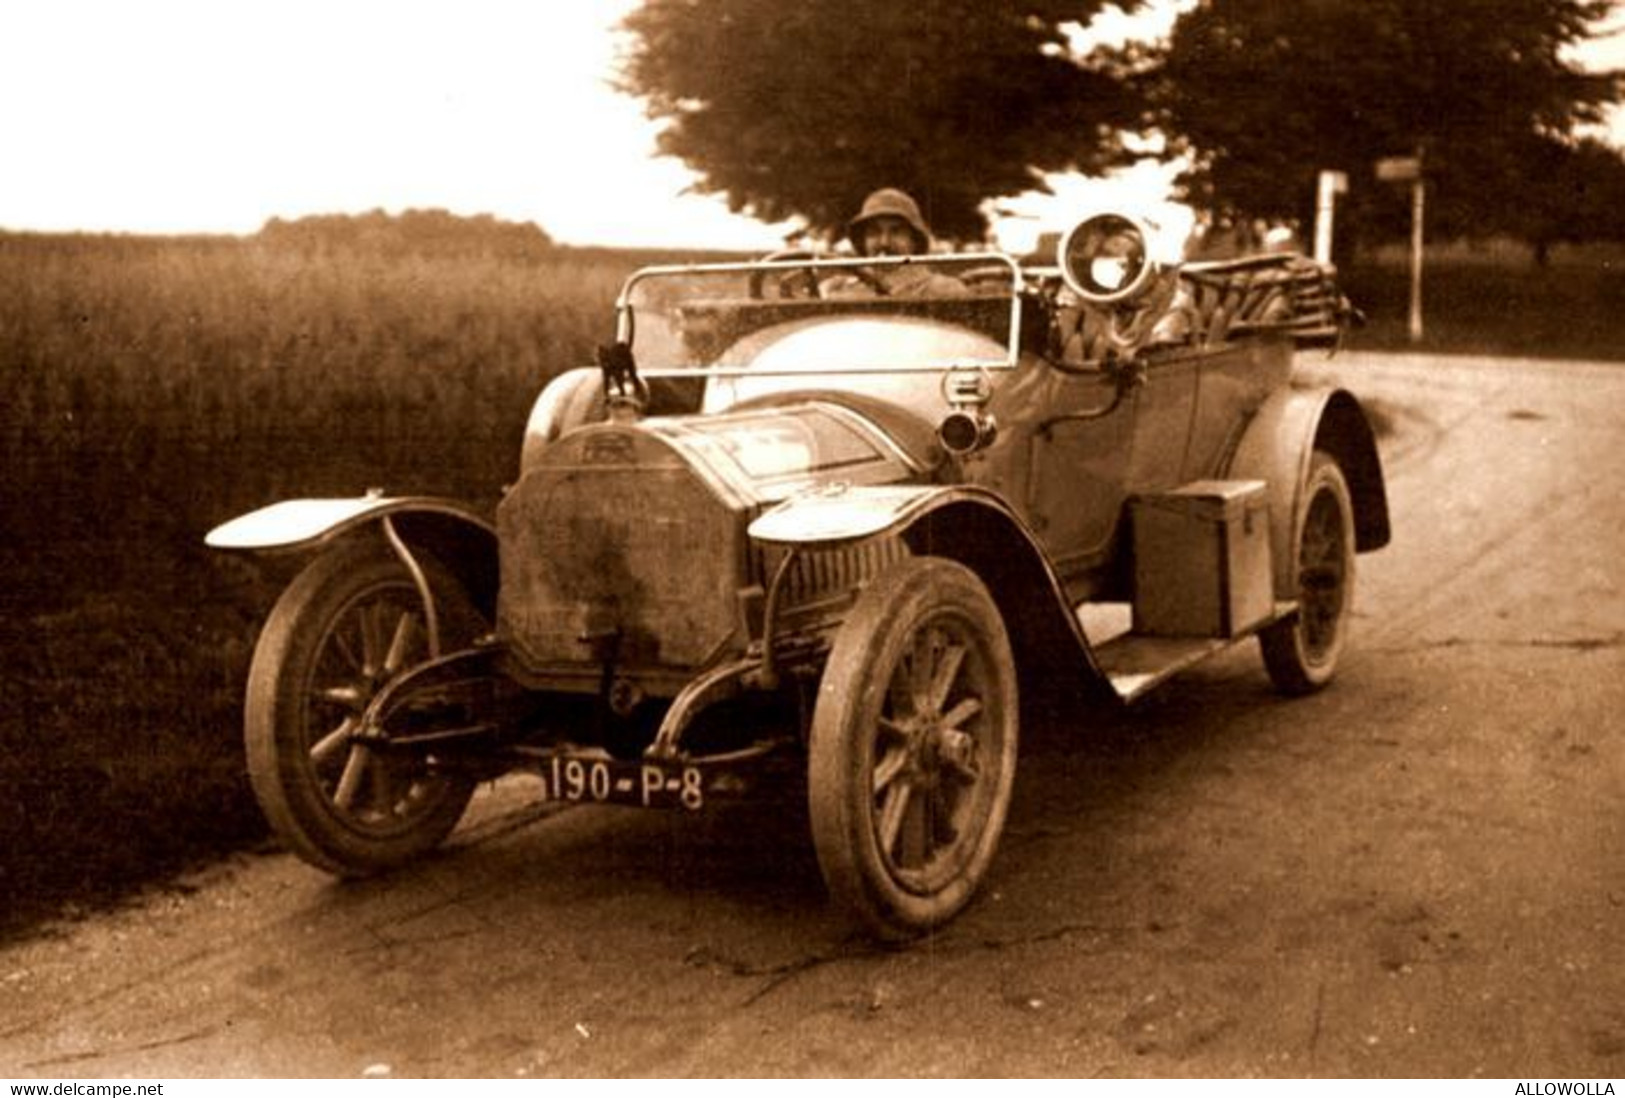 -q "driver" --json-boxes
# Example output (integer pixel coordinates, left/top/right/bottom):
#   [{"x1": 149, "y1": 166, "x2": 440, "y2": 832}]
[{"x1": 822, "y1": 188, "x2": 968, "y2": 298}]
